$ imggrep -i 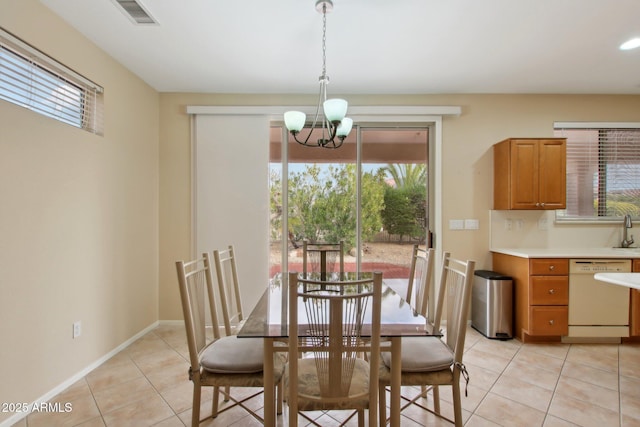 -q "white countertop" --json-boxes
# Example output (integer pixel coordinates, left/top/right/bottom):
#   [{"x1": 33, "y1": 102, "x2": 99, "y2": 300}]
[
  {"x1": 594, "y1": 273, "x2": 640, "y2": 290},
  {"x1": 491, "y1": 247, "x2": 640, "y2": 258}
]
